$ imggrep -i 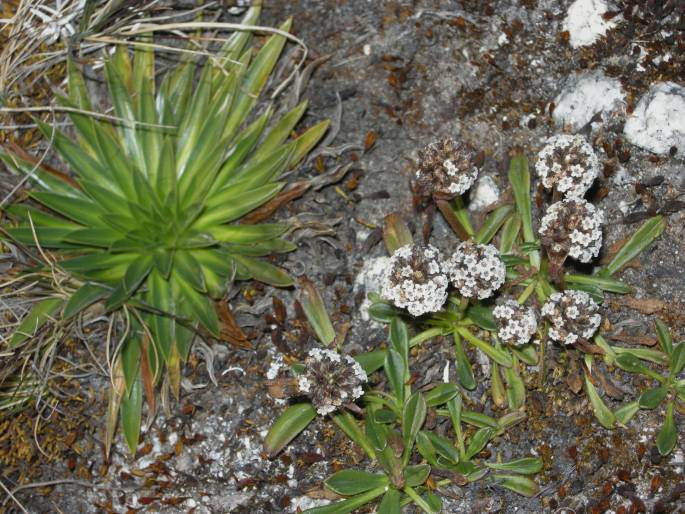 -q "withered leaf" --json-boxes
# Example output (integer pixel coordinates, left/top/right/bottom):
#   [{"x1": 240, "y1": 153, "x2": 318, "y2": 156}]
[{"x1": 217, "y1": 301, "x2": 251, "y2": 349}]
